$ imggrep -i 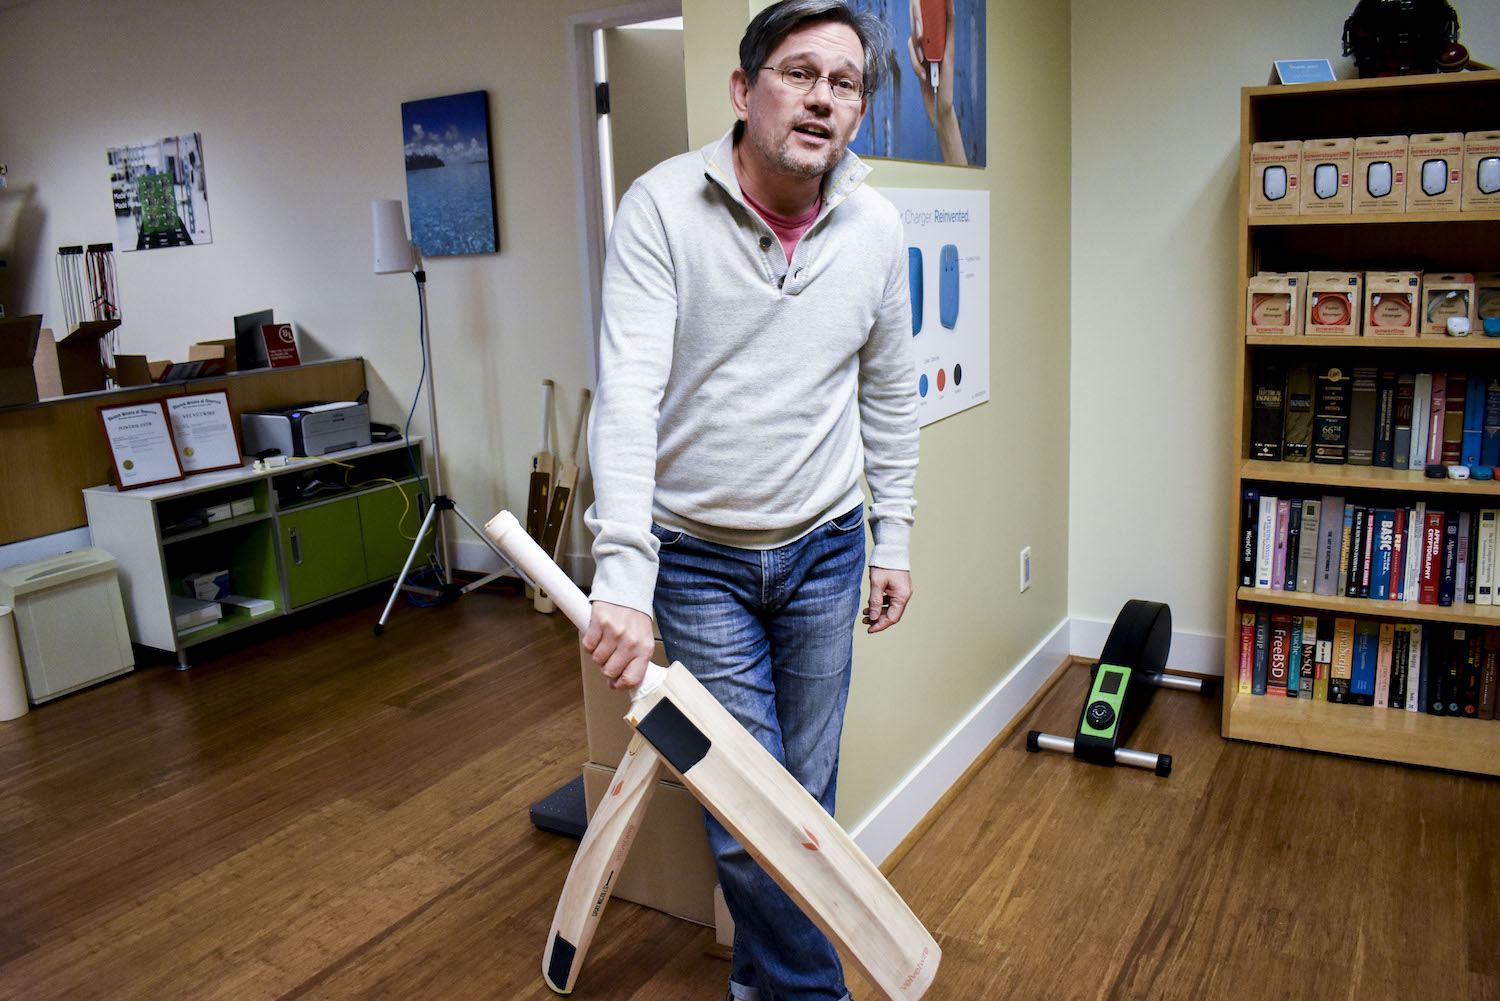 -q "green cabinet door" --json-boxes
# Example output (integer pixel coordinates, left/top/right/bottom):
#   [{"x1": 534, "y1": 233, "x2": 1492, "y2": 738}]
[
  {"x1": 279, "y1": 498, "x2": 367, "y2": 608},
  {"x1": 359, "y1": 479, "x2": 432, "y2": 581}
]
